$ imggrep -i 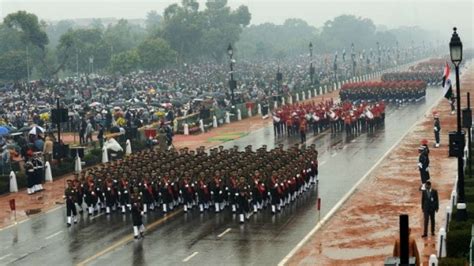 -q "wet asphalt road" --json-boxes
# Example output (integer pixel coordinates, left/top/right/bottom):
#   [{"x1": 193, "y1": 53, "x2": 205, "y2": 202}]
[{"x1": 0, "y1": 87, "x2": 443, "y2": 266}]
